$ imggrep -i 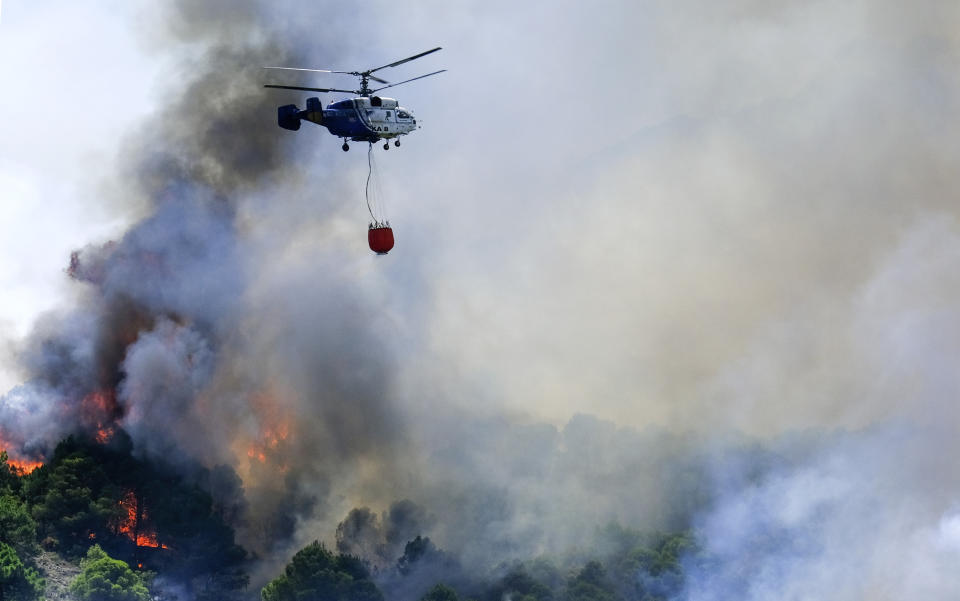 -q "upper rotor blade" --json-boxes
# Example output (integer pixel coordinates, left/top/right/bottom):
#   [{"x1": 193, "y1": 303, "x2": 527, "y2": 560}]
[
  {"x1": 264, "y1": 67, "x2": 335, "y2": 73},
  {"x1": 368, "y1": 47, "x2": 442, "y2": 75},
  {"x1": 370, "y1": 69, "x2": 446, "y2": 93},
  {"x1": 264, "y1": 84, "x2": 357, "y2": 94},
  {"x1": 330, "y1": 70, "x2": 388, "y2": 83}
]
